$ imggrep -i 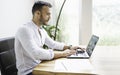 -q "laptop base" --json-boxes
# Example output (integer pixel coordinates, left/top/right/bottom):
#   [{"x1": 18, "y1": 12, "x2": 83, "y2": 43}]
[{"x1": 67, "y1": 56, "x2": 89, "y2": 59}]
